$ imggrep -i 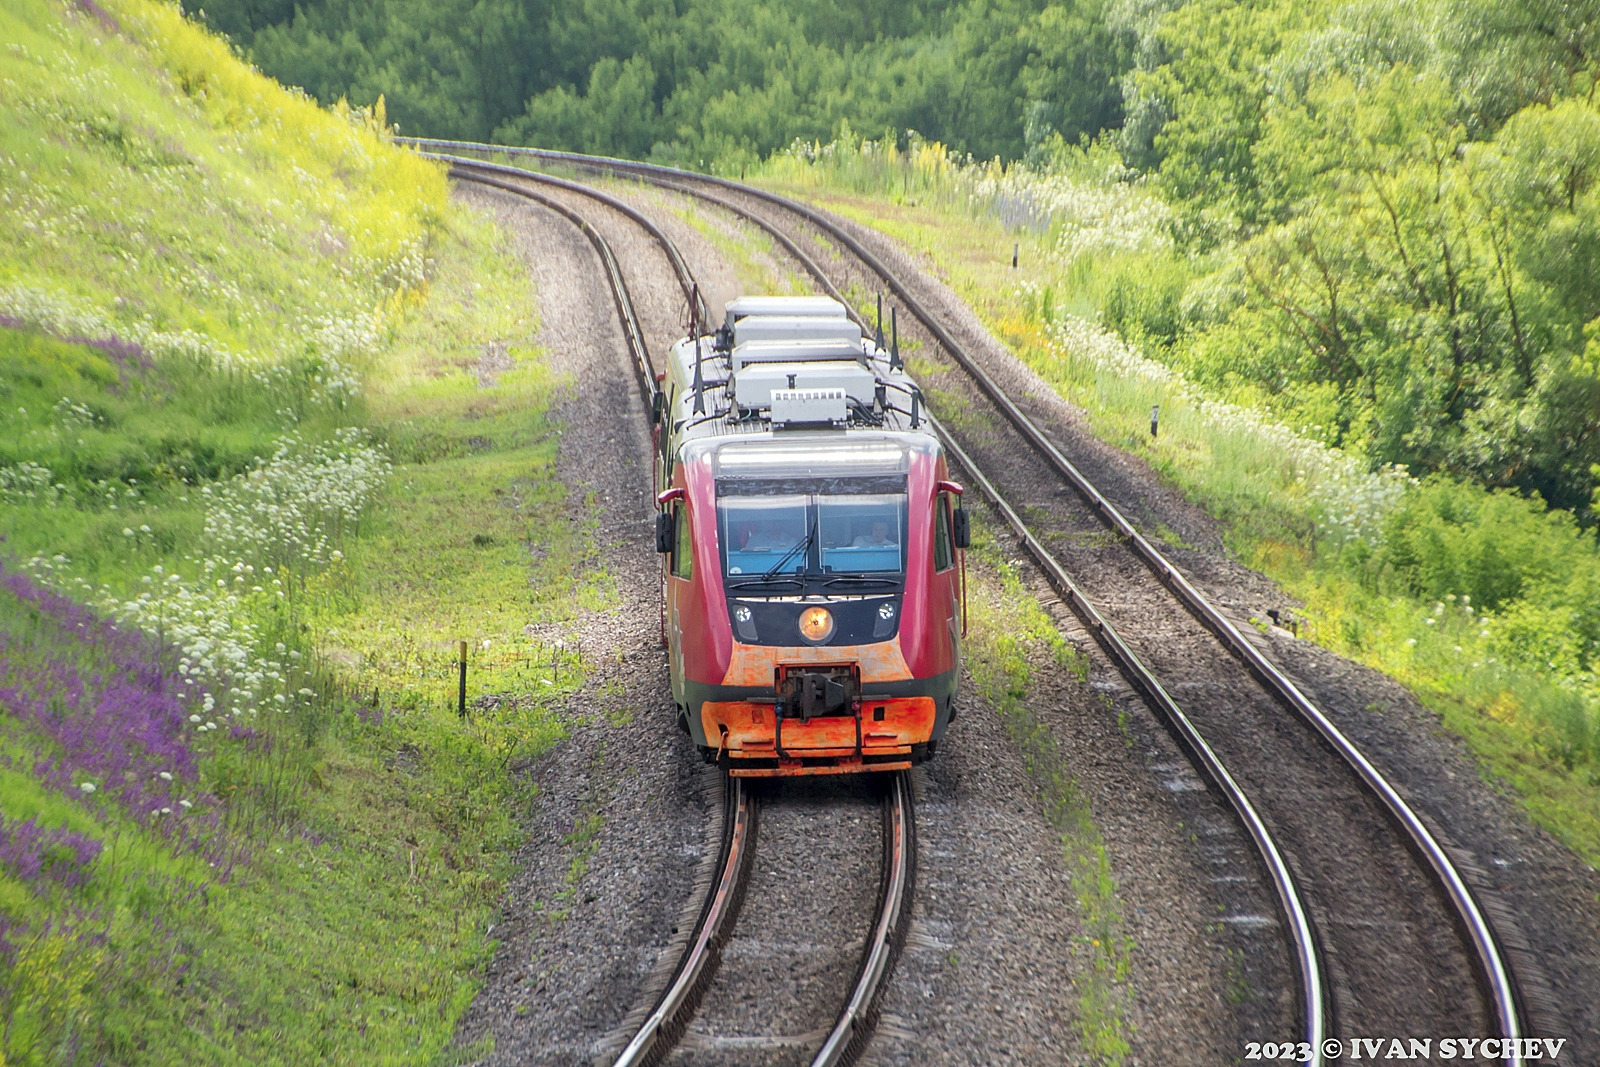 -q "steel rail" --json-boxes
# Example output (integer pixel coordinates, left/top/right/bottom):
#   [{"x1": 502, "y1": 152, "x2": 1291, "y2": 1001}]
[
  {"x1": 813, "y1": 771, "x2": 916, "y2": 1067},
  {"x1": 414, "y1": 137, "x2": 1527, "y2": 1062},
  {"x1": 442, "y1": 166, "x2": 655, "y2": 408},
  {"x1": 444, "y1": 155, "x2": 709, "y2": 328},
  {"x1": 429, "y1": 146, "x2": 1327, "y2": 1059},
  {"x1": 614, "y1": 775, "x2": 756, "y2": 1067},
  {"x1": 442, "y1": 157, "x2": 913, "y2": 1066}
]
